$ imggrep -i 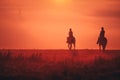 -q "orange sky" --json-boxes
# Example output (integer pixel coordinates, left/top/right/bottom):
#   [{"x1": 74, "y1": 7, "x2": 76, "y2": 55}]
[{"x1": 0, "y1": 0, "x2": 120, "y2": 49}]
